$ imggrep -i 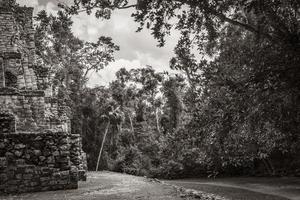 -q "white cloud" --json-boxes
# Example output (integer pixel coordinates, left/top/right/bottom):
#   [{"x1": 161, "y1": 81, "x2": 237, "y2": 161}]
[
  {"x1": 87, "y1": 59, "x2": 144, "y2": 87},
  {"x1": 17, "y1": 0, "x2": 38, "y2": 7},
  {"x1": 17, "y1": 0, "x2": 57, "y2": 15},
  {"x1": 87, "y1": 54, "x2": 176, "y2": 87},
  {"x1": 72, "y1": 13, "x2": 107, "y2": 42},
  {"x1": 16, "y1": 0, "x2": 183, "y2": 87},
  {"x1": 43, "y1": 2, "x2": 57, "y2": 15},
  {"x1": 134, "y1": 51, "x2": 169, "y2": 71},
  {"x1": 111, "y1": 10, "x2": 132, "y2": 32}
]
